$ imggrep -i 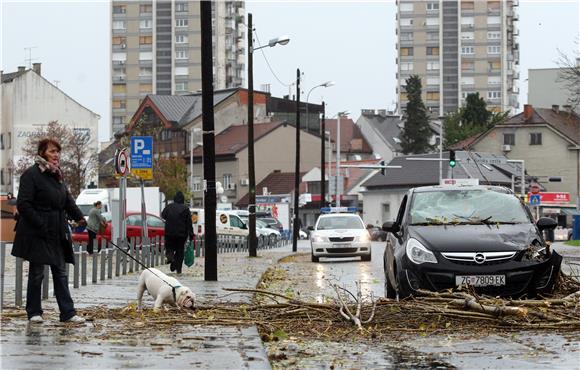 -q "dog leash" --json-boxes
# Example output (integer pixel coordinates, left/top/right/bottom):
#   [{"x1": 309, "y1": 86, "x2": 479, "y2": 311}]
[{"x1": 106, "y1": 239, "x2": 180, "y2": 302}]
